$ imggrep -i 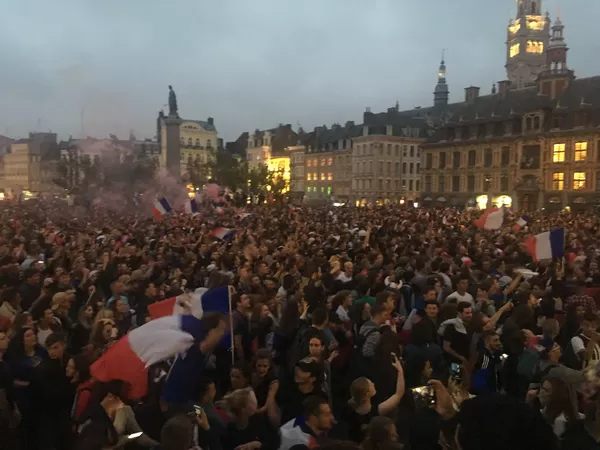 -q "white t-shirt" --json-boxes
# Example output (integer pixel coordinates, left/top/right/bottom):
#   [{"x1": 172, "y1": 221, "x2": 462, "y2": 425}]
[
  {"x1": 570, "y1": 335, "x2": 600, "y2": 363},
  {"x1": 37, "y1": 328, "x2": 53, "y2": 348},
  {"x1": 445, "y1": 291, "x2": 475, "y2": 307}
]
